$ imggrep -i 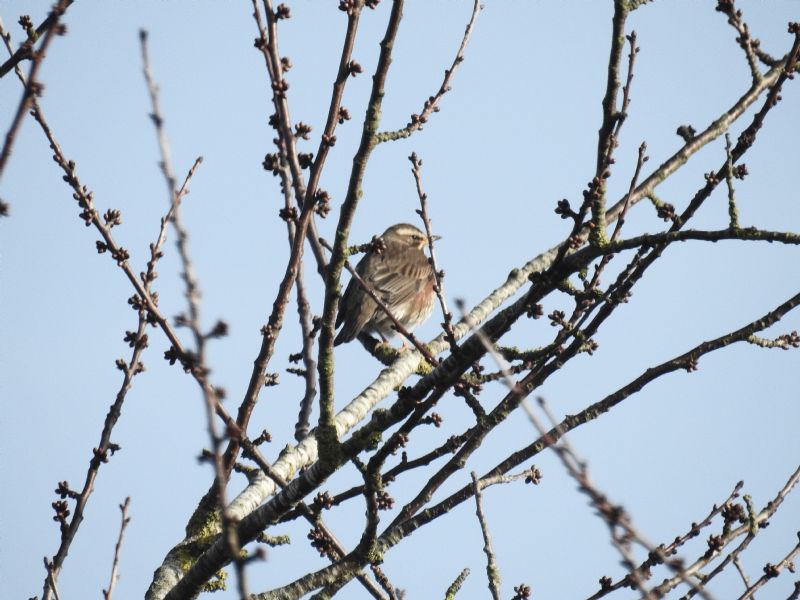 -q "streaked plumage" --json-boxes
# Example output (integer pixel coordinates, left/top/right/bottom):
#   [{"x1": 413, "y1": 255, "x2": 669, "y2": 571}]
[{"x1": 334, "y1": 223, "x2": 438, "y2": 346}]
